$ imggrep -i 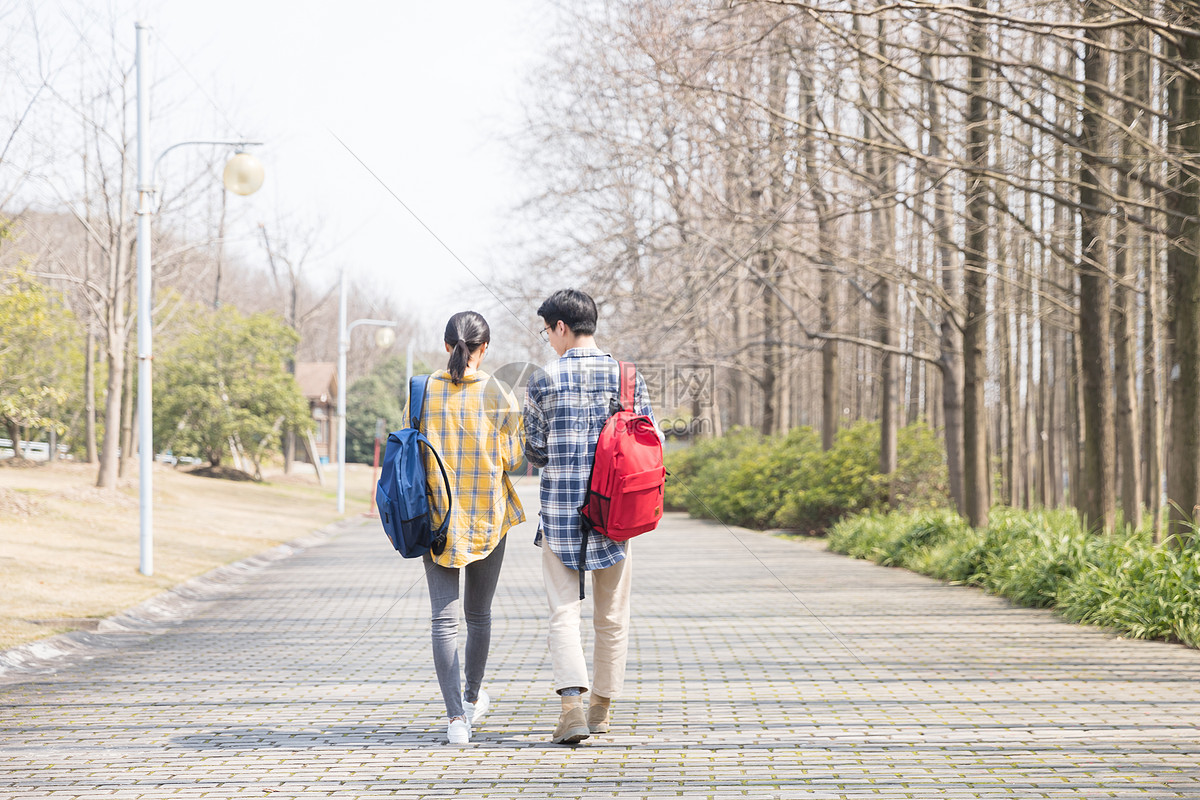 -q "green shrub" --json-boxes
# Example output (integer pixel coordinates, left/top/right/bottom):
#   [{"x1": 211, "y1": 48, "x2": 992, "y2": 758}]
[
  {"x1": 975, "y1": 508, "x2": 1093, "y2": 608},
  {"x1": 668, "y1": 420, "x2": 949, "y2": 533},
  {"x1": 893, "y1": 422, "x2": 952, "y2": 510},
  {"x1": 826, "y1": 502, "x2": 1200, "y2": 650},
  {"x1": 879, "y1": 510, "x2": 973, "y2": 570},
  {"x1": 827, "y1": 510, "x2": 894, "y2": 561},
  {"x1": 773, "y1": 422, "x2": 883, "y2": 532},
  {"x1": 663, "y1": 427, "x2": 763, "y2": 520},
  {"x1": 828, "y1": 508, "x2": 974, "y2": 575},
  {"x1": 912, "y1": 525, "x2": 988, "y2": 583},
  {"x1": 1058, "y1": 536, "x2": 1200, "y2": 647}
]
